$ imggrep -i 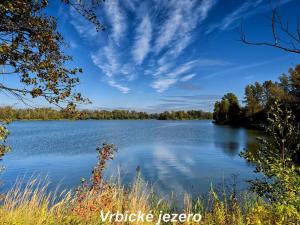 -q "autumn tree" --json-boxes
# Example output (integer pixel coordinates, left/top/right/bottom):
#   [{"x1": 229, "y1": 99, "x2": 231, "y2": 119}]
[{"x1": 0, "y1": 0, "x2": 104, "y2": 162}]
